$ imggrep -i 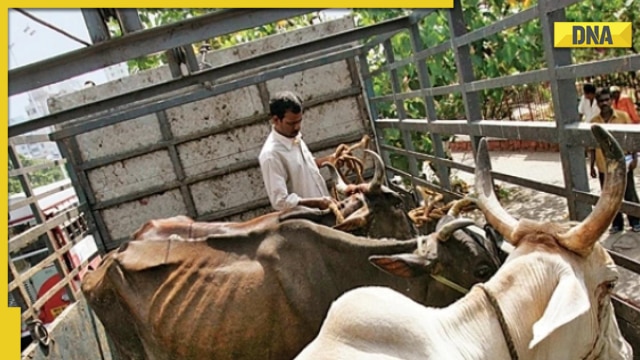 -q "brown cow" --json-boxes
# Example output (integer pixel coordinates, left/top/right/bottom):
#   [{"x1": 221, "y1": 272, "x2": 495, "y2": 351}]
[
  {"x1": 81, "y1": 203, "x2": 505, "y2": 360},
  {"x1": 132, "y1": 150, "x2": 418, "y2": 242}
]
